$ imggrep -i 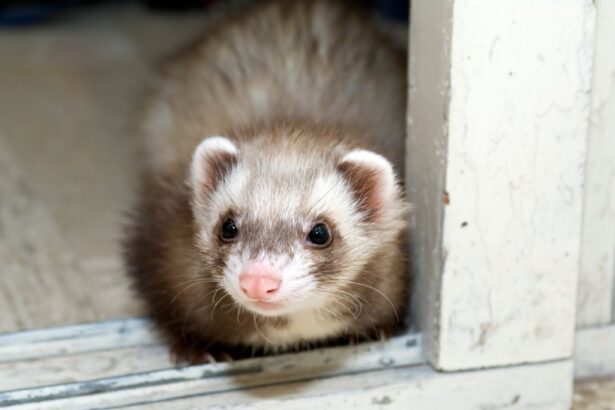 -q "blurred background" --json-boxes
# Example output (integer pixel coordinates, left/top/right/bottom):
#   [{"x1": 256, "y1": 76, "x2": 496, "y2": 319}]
[
  {"x1": 0, "y1": 0, "x2": 408, "y2": 27},
  {"x1": 0, "y1": 1, "x2": 611, "y2": 408}
]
